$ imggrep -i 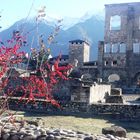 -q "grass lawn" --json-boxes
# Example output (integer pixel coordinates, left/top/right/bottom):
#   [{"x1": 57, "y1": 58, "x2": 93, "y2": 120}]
[{"x1": 24, "y1": 112, "x2": 140, "y2": 138}]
